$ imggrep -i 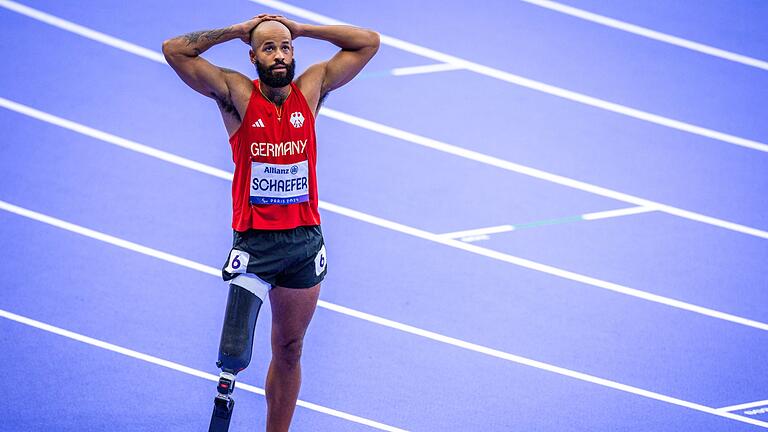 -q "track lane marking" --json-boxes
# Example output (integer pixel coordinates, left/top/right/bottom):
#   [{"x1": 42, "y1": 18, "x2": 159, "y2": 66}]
[
  {"x1": 439, "y1": 224, "x2": 516, "y2": 240},
  {"x1": 247, "y1": 0, "x2": 768, "y2": 154},
  {"x1": 0, "y1": 0, "x2": 167, "y2": 63},
  {"x1": 319, "y1": 108, "x2": 768, "y2": 239},
  {"x1": 1, "y1": 206, "x2": 767, "y2": 429},
  {"x1": 360, "y1": 63, "x2": 462, "y2": 79},
  {"x1": 1, "y1": 101, "x2": 766, "y2": 331},
  {"x1": 0, "y1": 308, "x2": 408, "y2": 432},
  {"x1": 582, "y1": 205, "x2": 656, "y2": 220},
  {"x1": 439, "y1": 206, "x2": 655, "y2": 241},
  {"x1": 0, "y1": 3, "x2": 766, "y2": 240},
  {"x1": 520, "y1": 0, "x2": 768, "y2": 71},
  {"x1": 391, "y1": 63, "x2": 464, "y2": 76},
  {"x1": 719, "y1": 399, "x2": 768, "y2": 413}
]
